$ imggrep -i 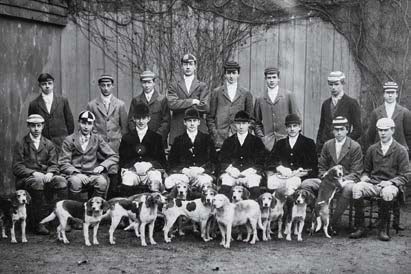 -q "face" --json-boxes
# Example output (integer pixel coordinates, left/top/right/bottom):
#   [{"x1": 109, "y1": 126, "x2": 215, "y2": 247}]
[
  {"x1": 39, "y1": 80, "x2": 54, "y2": 95},
  {"x1": 259, "y1": 193, "x2": 273, "y2": 208},
  {"x1": 328, "y1": 80, "x2": 344, "y2": 97},
  {"x1": 28, "y1": 122, "x2": 44, "y2": 138},
  {"x1": 203, "y1": 189, "x2": 217, "y2": 204},
  {"x1": 79, "y1": 120, "x2": 94, "y2": 136},
  {"x1": 232, "y1": 186, "x2": 245, "y2": 202},
  {"x1": 89, "y1": 197, "x2": 104, "y2": 212},
  {"x1": 133, "y1": 116, "x2": 150, "y2": 130},
  {"x1": 383, "y1": 90, "x2": 398, "y2": 104},
  {"x1": 16, "y1": 190, "x2": 29, "y2": 204},
  {"x1": 235, "y1": 121, "x2": 250, "y2": 134},
  {"x1": 184, "y1": 118, "x2": 200, "y2": 133},
  {"x1": 98, "y1": 80, "x2": 113, "y2": 97},
  {"x1": 182, "y1": 61, "x2": 196, "y2": 76},
  {"x1": 176, "y1": 182, "x2": 189, "y2": 199},
  {"x1": 212, "y1": 194, "x2": 227, "y2": 209},
  {"x1": 378, "y1": 127, "x2": 394, "y2": 143},
  {"x1": 225, "y1": 70, "x2": 239, "y2": 84},
  {"x1": 265, "y1": 73, "x2": 280, "y2": 89},
  {"x1": 333, "y1": 126, "x2": 348, "y2": 142},
  {"x1": 286, "y1": 123, "x2": 301, "y2": 137},
  {"x1": 141, "y1": 79, "x2": 155, "y2": 94},
  {"x1": 295, "y1": 191, "x2": 306, "y2": 205}
]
